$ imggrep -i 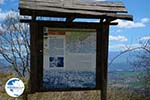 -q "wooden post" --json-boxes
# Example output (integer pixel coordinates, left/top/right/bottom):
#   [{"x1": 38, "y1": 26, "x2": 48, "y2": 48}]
[
  {"x1": 96, "y1": 23, "x2": 109, "y2": 100},
  {"x1": 96, "y1": 25, "x2": 101, "y2": 90},
  {"x1": 30, "y1": 20, "x2": 43, "y2": 93}
]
